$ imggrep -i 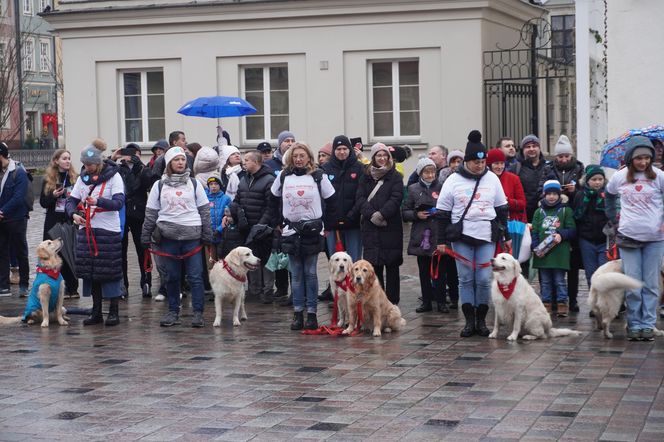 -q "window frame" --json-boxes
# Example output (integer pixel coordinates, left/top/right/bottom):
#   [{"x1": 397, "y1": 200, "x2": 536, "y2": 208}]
[
  {"x1": 39, "y1": 0, "x2": 51, "y2": 12},
  {"x1": 23, "y1": 38, "x2": 35, "y2": 72},
  {"x1": 119, "y1": 69, "x2": 165, "y2": 144},
  {"x1": 240, "y1": 64, "x2": 290, "y2": 144},
  {"x1": 23, "y1": 0, "x2": 33, "y2": 15},
  {"x1": 368, "y1": 59, "x2": 421, "y2": 142},
  {"x1": 39, "y1": 38, "x2": 50, "y2": 73},
  {"x1": 551, "y1": 14, "x2": 575, "y2": 64}
]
